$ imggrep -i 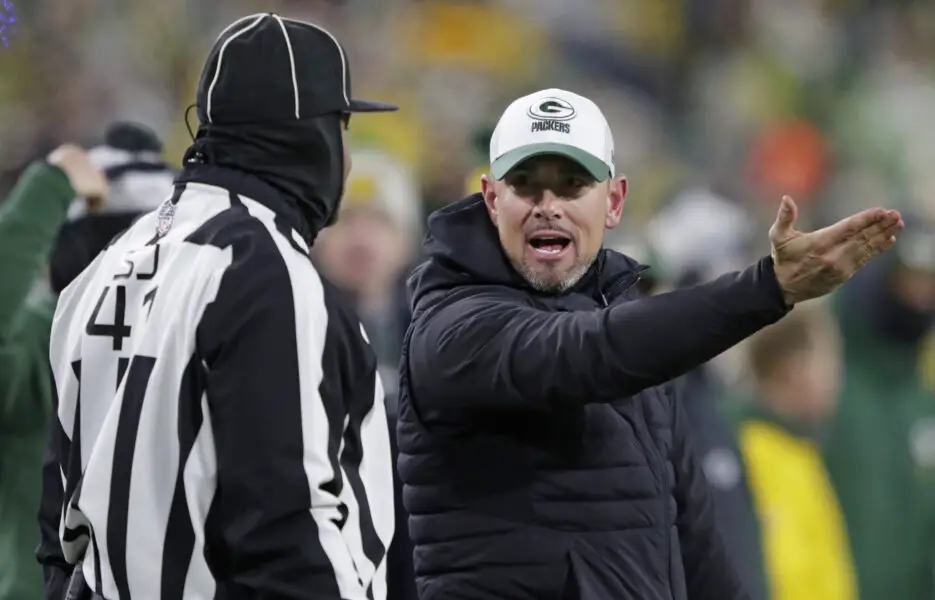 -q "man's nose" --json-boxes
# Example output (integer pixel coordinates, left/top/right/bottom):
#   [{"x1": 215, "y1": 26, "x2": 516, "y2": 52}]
[{"x1": 533, "y1": 189, "x2": 563, "y2": 219}]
